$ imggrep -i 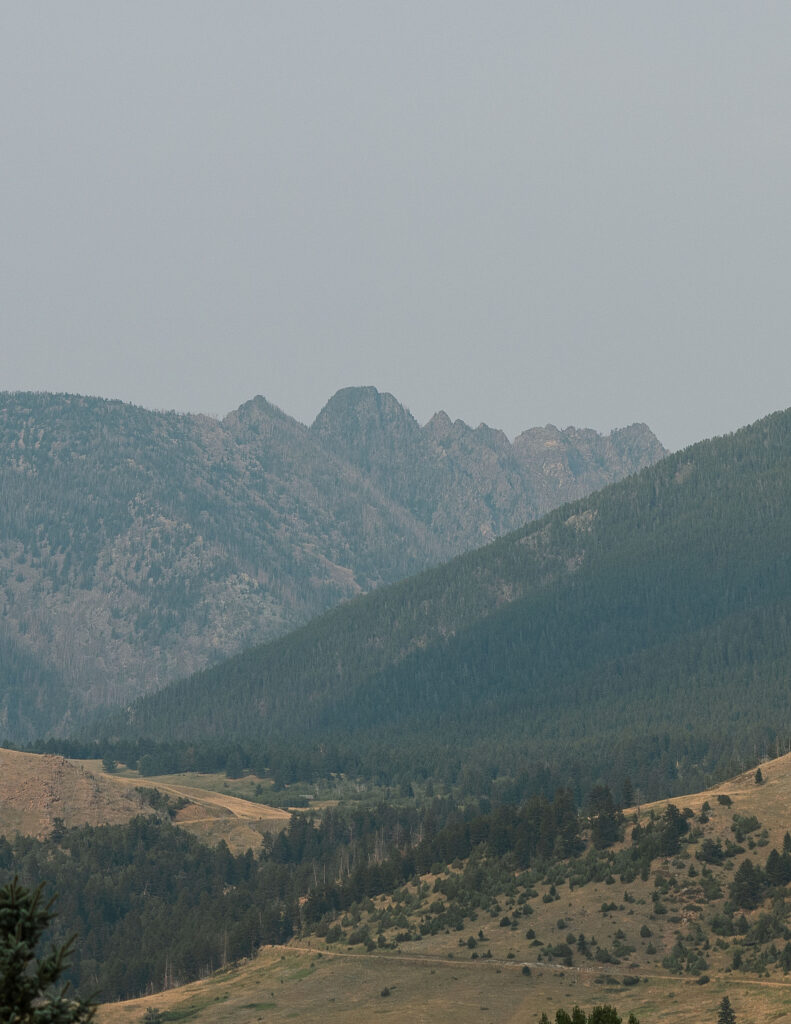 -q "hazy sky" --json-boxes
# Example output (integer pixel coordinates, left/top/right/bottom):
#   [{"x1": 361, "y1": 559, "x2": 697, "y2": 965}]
[{"x1": 3, "y1": 3, "x2": 791, "y2": 452}]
